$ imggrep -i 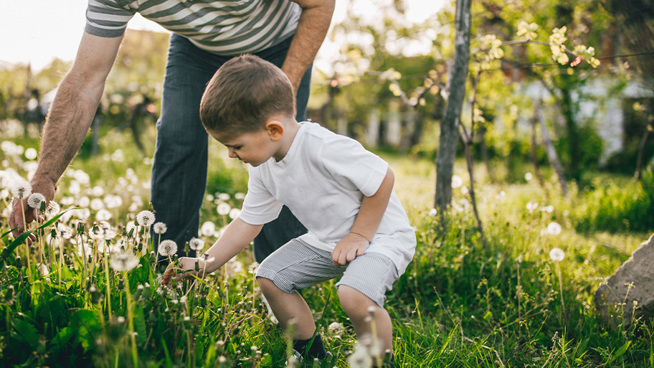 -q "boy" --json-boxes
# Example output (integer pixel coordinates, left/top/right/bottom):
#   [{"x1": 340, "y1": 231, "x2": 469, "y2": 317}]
[{"x1": 163, "y1": 54, "x2": 416, "y2": 367}]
